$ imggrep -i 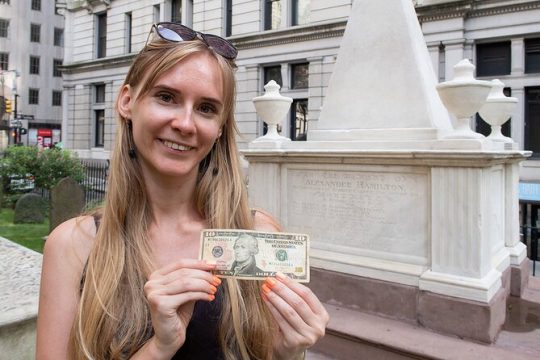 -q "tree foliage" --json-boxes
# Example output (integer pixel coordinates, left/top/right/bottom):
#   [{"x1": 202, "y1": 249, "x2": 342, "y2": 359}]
[{"x1": 0, "y1": 146, "x2": 85, "y2": 191}]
